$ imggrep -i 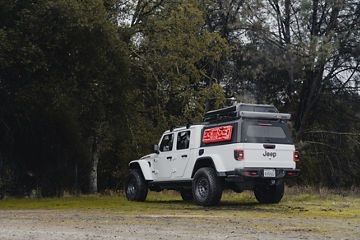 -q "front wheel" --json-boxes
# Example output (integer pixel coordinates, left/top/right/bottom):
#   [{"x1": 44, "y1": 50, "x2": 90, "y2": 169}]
[
  {"x1": 125, "y1": 169, "x2": 148, "y2": 202},
  {"x1": 192, "y1": 167, "x2": 223, "y2": 206},
  {"x1": 254, "y1": 180, "x2": 284, "y2": 204}
]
